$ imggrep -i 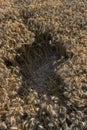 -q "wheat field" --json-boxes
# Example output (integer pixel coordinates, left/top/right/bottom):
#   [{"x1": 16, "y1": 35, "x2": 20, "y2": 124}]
[{"x1": 0, "y1": 0, "x2": 87, "y2": 130}]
